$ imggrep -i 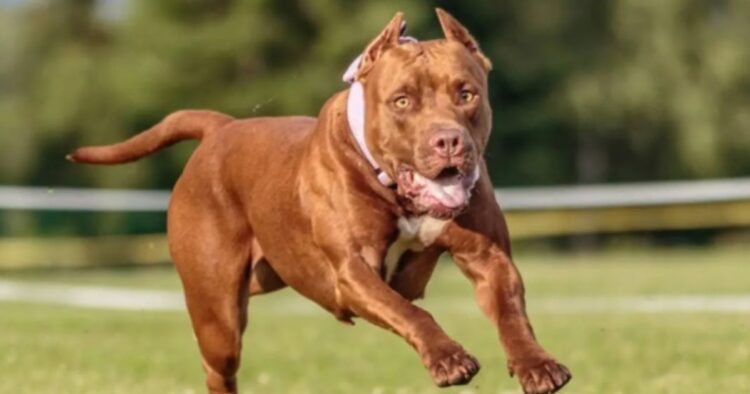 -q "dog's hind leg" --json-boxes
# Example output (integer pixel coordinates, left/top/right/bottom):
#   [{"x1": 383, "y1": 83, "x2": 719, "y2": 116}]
[{"x1": 168, "y1": 187, "x2": 252, "y2": 394}]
